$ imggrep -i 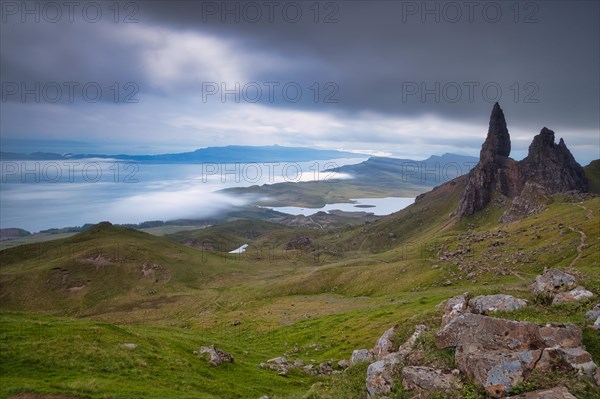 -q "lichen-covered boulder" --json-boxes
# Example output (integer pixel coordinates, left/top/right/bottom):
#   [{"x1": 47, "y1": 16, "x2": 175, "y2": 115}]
[
  {"x1": 469, "y1": 294, "x2": 528, "y2": 315},
  {"x1": 529, "y1": 268, "x2": 576, "y2": 295},
  {"x1": 552, "y1": 287, "x2": 594, "y2": 304},
  {"x1": 365, "y1": 354, "x2": 400, "y2": 397},
  {"x1": 350, "y1": 349, "x2": 375, "y2": 365},
  {"x1": 401, "y1": 366, "x2": 461, "y2": 393}
]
